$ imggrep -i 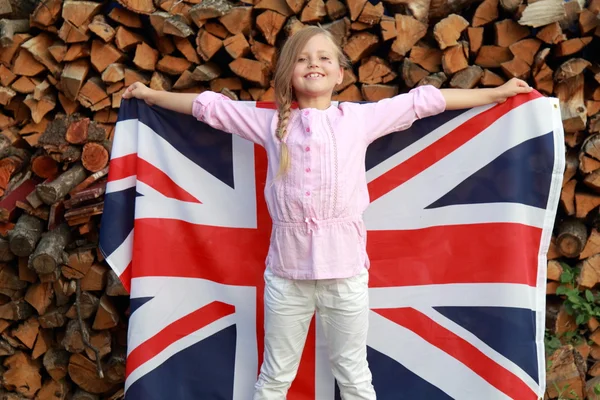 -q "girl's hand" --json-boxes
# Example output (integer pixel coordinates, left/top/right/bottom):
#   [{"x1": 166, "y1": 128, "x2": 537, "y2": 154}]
[
  {"x1": 493, "y1": 78, "x2": 533, "y2": 103},
  {"x1": 122, "y1": 82, "x2": 155, "y2": 105}
]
